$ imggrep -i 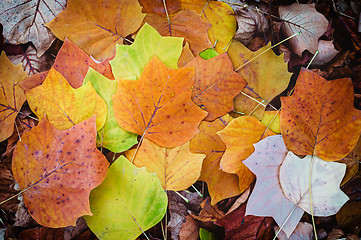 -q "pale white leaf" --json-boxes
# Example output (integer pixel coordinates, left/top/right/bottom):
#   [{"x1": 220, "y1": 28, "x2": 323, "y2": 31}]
[{"x1": 275, "y1": 222, "x2": 313, "y2": 240}]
